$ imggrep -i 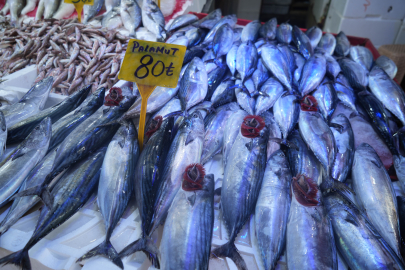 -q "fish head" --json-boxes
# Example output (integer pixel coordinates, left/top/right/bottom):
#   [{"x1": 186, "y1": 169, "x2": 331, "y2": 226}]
[
  {"x1": 105, "y1": 87, "x2": 124, "y2": 106},
  {"x1": 292, "y1": 174, "x2": 320, "y2": 206},
  {"x1": 26, "y1": 117, "x2": 52, "y2": 149},
  {"x1": 145, "y1": 115, "x2": 163, "y2": 138},
  {"x1": 20, "y1": 76, "x2": 53, "y2": 108},
  {"x1": 187, "y1": 110, "x2": 205, "y2": 132},
  {"x1": 86, "y1": 87, "x2": 106, "y2": 108},
  {"x1": 354, "y1": 143, "x2": 382, "y2": 168},
  {"x1": 117, "y1": 92, "x2": 136, "y2": 111},
  {"x1": 182, "y1": 163, "x2": 206, "y2": 191},
  {"x1": 300, "y1": 95, "x2": 318, "y2": 112},
  {"x1": 241, "y1": 115, "x2": 266, "y2": 139}
]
